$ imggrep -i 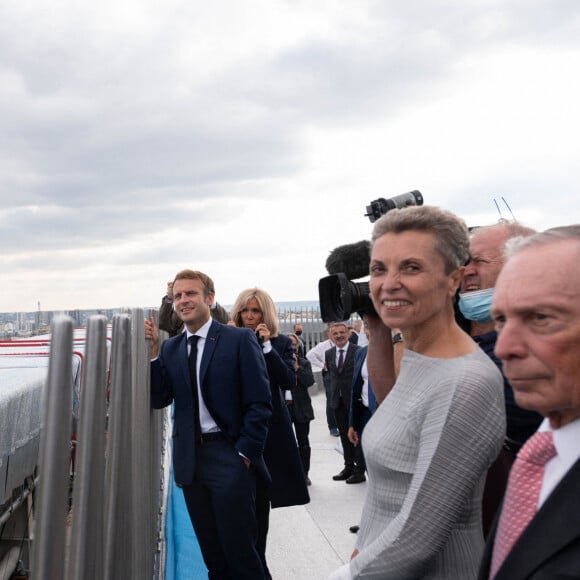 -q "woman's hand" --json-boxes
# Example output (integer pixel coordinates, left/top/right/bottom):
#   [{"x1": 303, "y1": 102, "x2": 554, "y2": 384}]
[
  {"x1": 293, "y1": 353, "x2": 300, "y2": 369},
  {"x1": 255, "y1": 323, "x2": 271, "y2": 343}
]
